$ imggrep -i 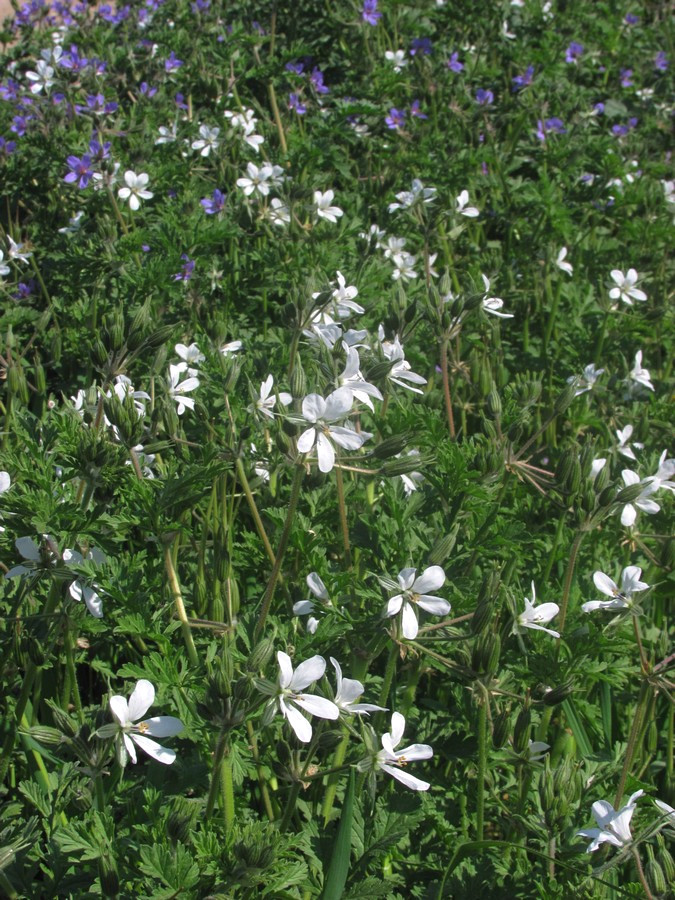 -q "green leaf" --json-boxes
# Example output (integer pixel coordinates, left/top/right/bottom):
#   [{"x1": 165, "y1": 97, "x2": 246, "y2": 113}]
[{"x1": 322, "y1": 770, "x2": 355, "y2": 900}]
